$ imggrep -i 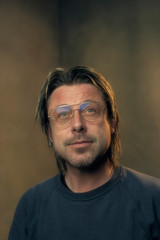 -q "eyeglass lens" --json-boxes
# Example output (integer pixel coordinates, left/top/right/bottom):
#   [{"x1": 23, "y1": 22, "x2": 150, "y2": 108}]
[{"x1": 49, "y1": 101, "x2": 102, "y2": 126}]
